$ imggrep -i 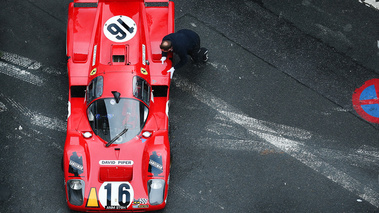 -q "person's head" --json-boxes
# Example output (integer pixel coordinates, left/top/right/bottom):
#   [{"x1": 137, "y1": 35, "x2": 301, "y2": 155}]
[{"x1": 160, "y1": 40, "x2": 173, "y2": 52}]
